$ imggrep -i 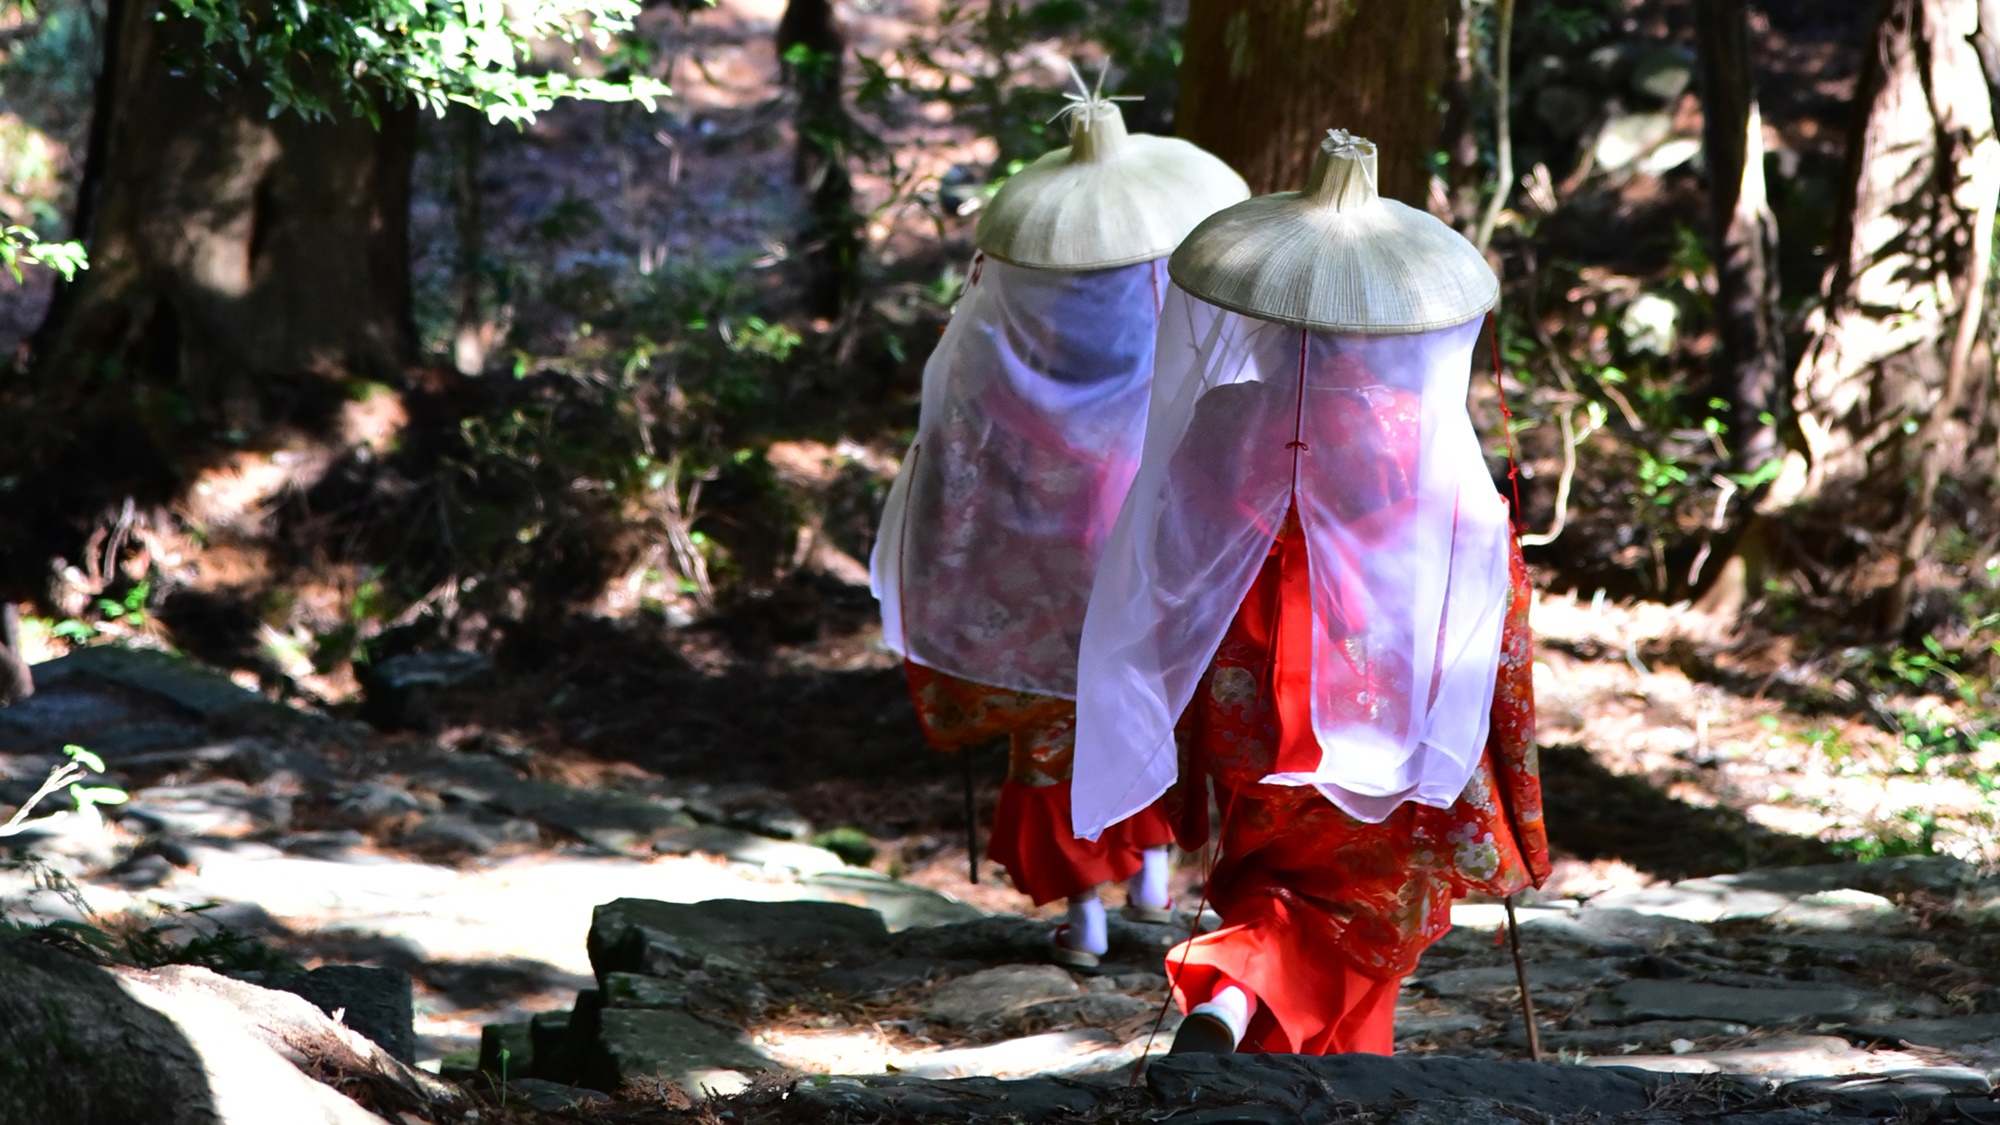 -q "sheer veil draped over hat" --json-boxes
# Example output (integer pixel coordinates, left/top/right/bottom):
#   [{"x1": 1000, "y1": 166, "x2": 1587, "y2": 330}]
[
  {"x1": 871, "y1": 254, "x2": 1167, "y2": 696},
  {"x1": 869, "y1": 73, "x2": 1250, "y2": 698},
  {"x1": 1071, "y1": 131, "x2": 1512, "y2": 838}
]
